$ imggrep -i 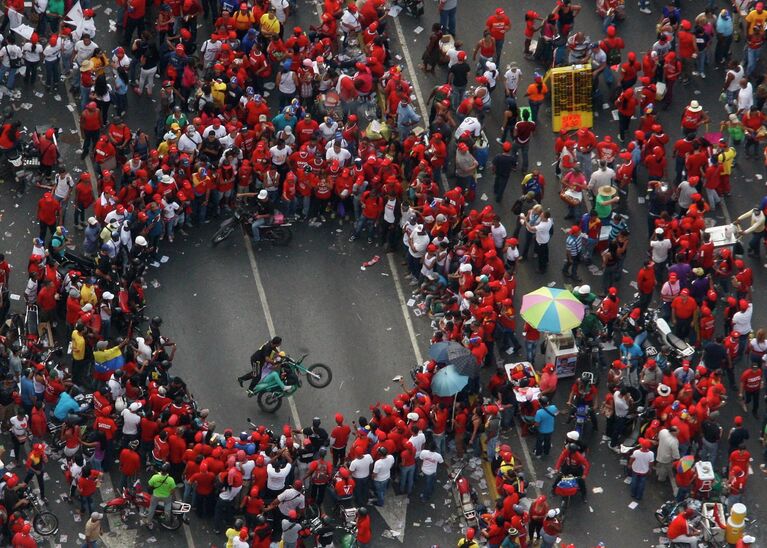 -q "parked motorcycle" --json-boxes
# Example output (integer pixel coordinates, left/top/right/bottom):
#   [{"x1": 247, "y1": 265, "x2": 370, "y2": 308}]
[
  {"x1": 393, "y1": 0, "x2": 424, "y2": 17},
  {"x1": 619, "y1": 405, "x2": 655, "y2": 459},
  {"x1": 103, "y1": 480, "x2": 191, "y2": 529},
  {"x1": 211, "y1": 205, "x2": 293, "y2": 246},
  {"x1": 553, "y1": 475, "x2": 580, "y2": 519},
  {"x1": 450, "y1": 464, "x2": 480, "y2": 531},
  {"x1": 21, "y1": 487, "x2": 59, "y2": 536},
  {"x1": 648, "y1": 309, "x2": 695, "y2": 362}
]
